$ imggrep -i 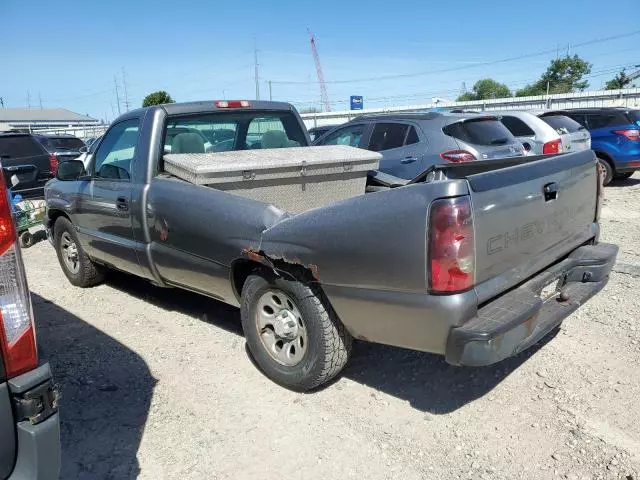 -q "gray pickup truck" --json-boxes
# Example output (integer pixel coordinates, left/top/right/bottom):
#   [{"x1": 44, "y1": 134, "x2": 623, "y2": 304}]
[{"x1": 44, "y1": 100, "x2": 617, "y2": 391}]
